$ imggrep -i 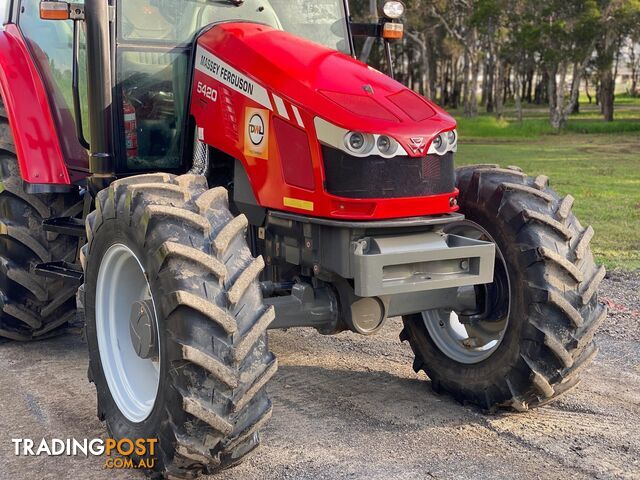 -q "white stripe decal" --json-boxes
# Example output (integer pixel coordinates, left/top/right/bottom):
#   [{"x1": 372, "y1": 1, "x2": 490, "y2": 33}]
[
  {"x1": 291, "y1": 105, "x2": 304, "y2": 128},
  {"x1": 272, "y1": 94, "x2": 289, "y2": 120},
  {"x1": 195, "y1": 45, "x2": 272, "y2": 110}
]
